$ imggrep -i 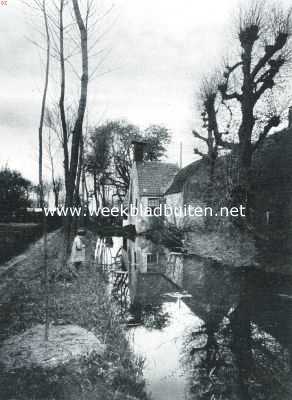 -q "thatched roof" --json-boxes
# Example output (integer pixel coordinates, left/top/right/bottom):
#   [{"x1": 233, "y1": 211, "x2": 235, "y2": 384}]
[
  {"x1": 165, "y1": 159, "x2": 207, "y2": 195},
  {"x1": 166, "y1": 127, "x2": 292, "y2": 195}
]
